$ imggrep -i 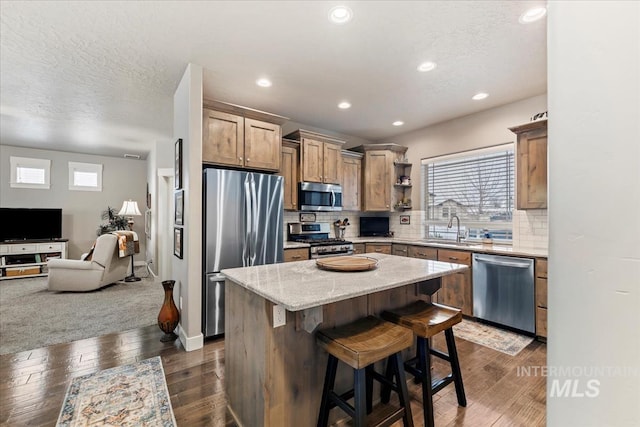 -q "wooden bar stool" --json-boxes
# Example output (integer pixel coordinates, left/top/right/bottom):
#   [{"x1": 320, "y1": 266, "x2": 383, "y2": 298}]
[
  {"x1": 381, "y1": 301, "x2": 467, "y2": 427},
  {"x1": 316, "y1": 316, "x2": 415, "y2": 427}
]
